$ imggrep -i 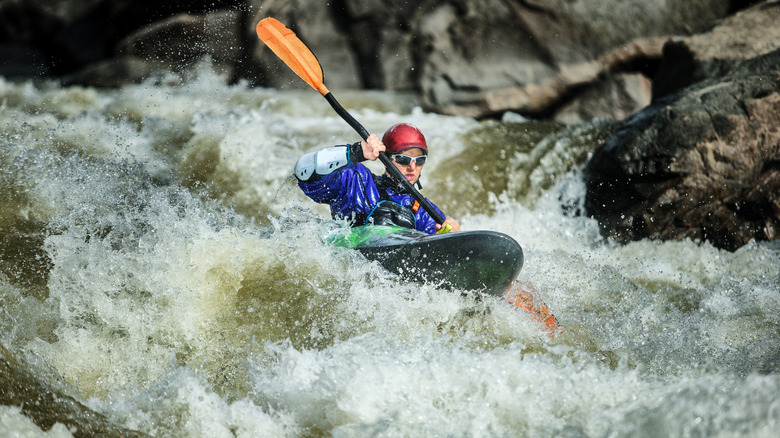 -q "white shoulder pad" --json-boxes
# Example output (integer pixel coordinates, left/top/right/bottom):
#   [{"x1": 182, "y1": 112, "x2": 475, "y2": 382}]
[
  {"x1": 294, "y1": 150, "x2": 317, "y2": 180},
  {"x1": 315, "y1": 146, "x2": 349, "y2": 175},
  {"x1": 294, "y1": 146, "x2": 349, "y2": 181}
]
